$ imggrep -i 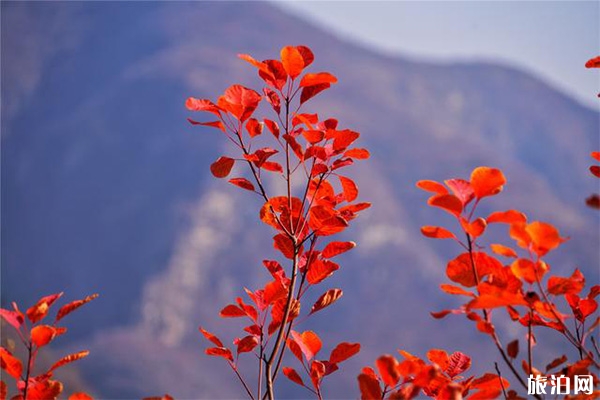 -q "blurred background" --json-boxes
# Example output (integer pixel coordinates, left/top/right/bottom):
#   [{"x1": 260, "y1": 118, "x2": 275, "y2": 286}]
[{"x1": 1, "y1": 1, "x2": 598, "y2": 398}]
